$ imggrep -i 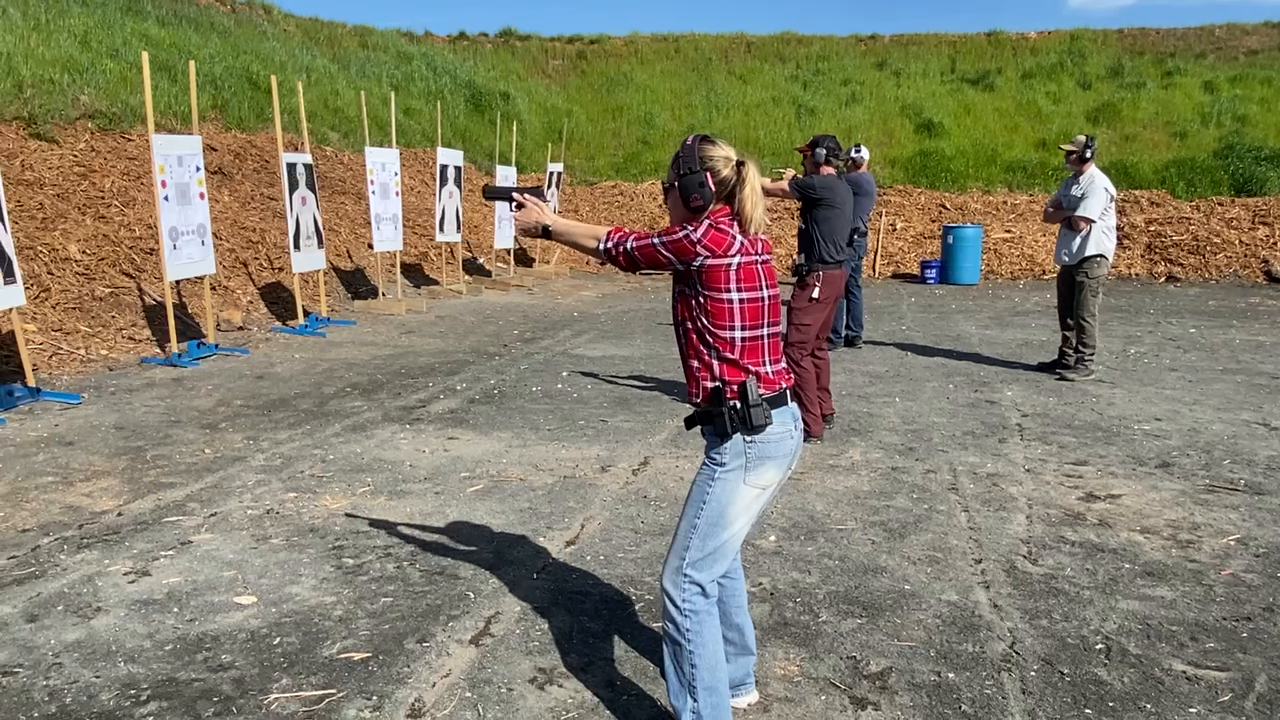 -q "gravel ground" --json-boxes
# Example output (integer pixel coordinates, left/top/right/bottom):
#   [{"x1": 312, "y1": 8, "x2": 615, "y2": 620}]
[{"x1": 1, "y1": 274, "x2": 1277, "y2": 720}]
